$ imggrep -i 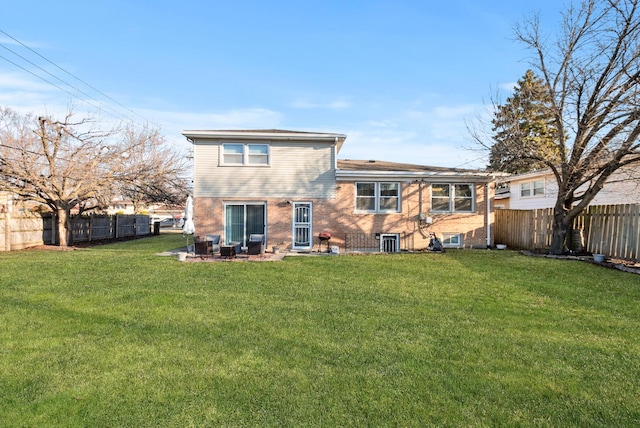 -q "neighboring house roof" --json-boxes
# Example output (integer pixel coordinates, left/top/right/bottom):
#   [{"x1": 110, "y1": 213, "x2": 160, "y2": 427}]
[
  {"x1": 183, "y1": 129, "x2": 348, "y2": 152},
  {"x1": 496, "y1": 168, "x2": 549, "y2": 184},
  {"x1": 337, "y1": 159, "x2": 506, "y2": 182}
]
